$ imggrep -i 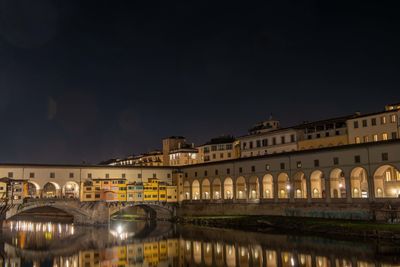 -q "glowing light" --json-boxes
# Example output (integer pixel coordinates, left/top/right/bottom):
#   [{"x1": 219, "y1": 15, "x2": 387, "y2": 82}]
[
  {"x1": 286, "y1": 184, "x2": 291, "y2": 190},
  {"x1": 117, "y1": 225, "x2": 123, "y2": 234}
]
